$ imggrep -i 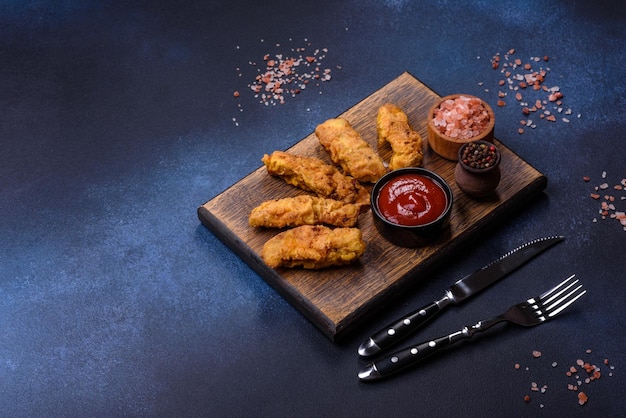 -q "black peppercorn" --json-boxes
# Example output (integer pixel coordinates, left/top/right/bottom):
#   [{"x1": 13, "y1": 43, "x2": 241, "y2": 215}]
[{"x1": 461, "y1": 142, "x2": 497, "y2": 169}]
